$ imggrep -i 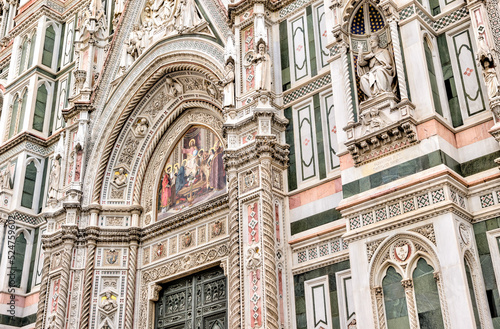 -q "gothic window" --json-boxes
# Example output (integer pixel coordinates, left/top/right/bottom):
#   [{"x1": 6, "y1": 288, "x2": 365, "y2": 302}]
[
  {"x1": 8, "y1": 94, "x2": 20, "y2": 139},
  {"x1": 7, "y1": 88, "x2": 29, "y2": 139},
  {"x1": 33, "y1": 84, "x2": 48, "y2": 132},
  {"x1": 21, "y1": 160, "x2": 37, "y2": 209},
  {"x1": 18, "y1": 36, "x2": 28, "y2": 75},
  {"x1": 42, "y1": 25, "x2": 56, "y2": 68},
  {"x1": 423, "y1": 36, "x2": 444, "y2": 116},
  {"x1": 11, "y1": 232, "x2": 27, "y2": 288},
  {"x1": 382, "y1": 266, "x2": 410, "y2": 329},
  {"x1": 27, "y1": 31, "x2": 36, "y2": 68},
  {"x1": 155, "y1": 266, "x2": 227, "y2": 329},
  {"x1": 464, "y1": 259, "x2": 481, "y2": 328},
  {"x1": 412, "y1": 258, "x2": 445, "y2": 328},
  {"x1": 156, "y1": 126, "x2": 226, "y2": 222}
]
